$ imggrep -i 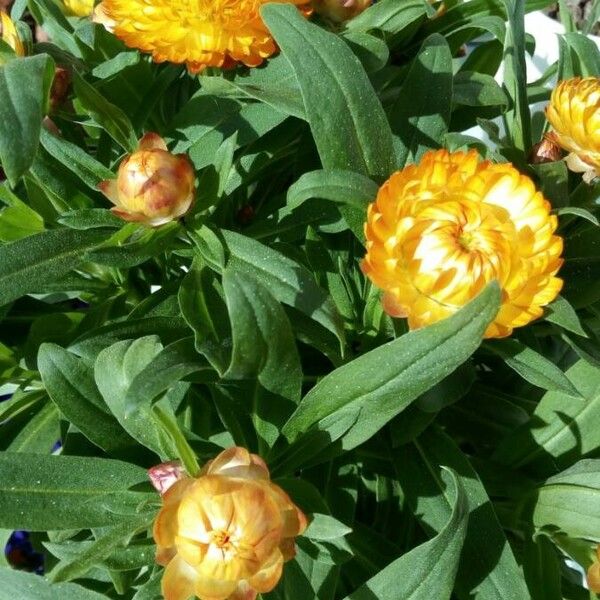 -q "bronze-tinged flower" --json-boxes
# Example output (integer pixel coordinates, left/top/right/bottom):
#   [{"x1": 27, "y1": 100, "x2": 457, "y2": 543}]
[
  {"x1": 0, "y1": 11, "x2": 25, "y2": 58},
  {"x1": 98, "y1": 132, "x2": 195, "y2": 226},
  {"x1": 93, "y1": 0, "x2": 312, "y2": 74},
  {"x1": 362, "y1": 149, "x2": 563, "y2": 338},
  {"x1": 62, "y1": 0, "x2": 95, "y2": 16},
  {"x1": 313, "y1": 0, "x2": 372, "y2": 22},
  {"x1": 546, "y1": 77, "x2": 600, "y2": 183},
  {"x1": 152, "y1": 447, "x2": 307, "y2": 600}
]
